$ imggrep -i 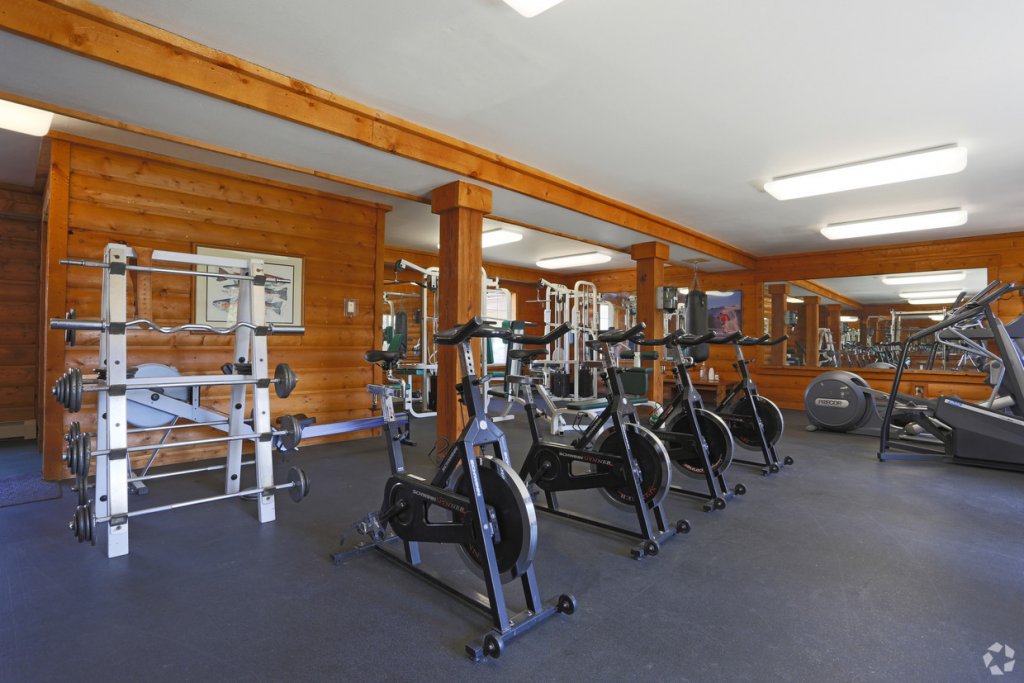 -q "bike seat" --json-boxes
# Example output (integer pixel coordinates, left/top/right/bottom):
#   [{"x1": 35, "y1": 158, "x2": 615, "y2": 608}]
[
  {"x1": 365, "y1": 350, "x2": 403, "y2": 364},
  {"x1": 509, "y1": 349, "x2": 547, "y2": 361}
]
